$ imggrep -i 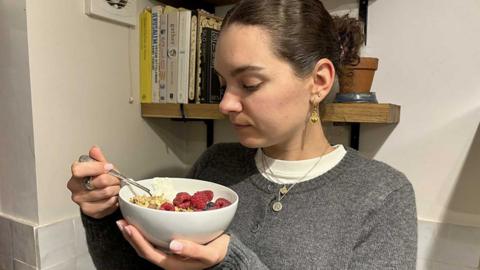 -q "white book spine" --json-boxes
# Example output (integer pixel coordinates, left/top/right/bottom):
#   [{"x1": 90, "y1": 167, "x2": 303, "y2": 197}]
[
  {"x1": 177, "y1": 10, "x2": 191, "y2": 104},
  {"x1": 188, "y1": 15, "x2": 197, "y2": 102},
  {"x1": 166, "y1": 11, "x2": 179, "y2": 103},
  {"x1": 151, "y1": 6, "x2": 162, "y2": 103},
  {"x1": 159, "y1": 13, "x2": 168, "y2": 103}
]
